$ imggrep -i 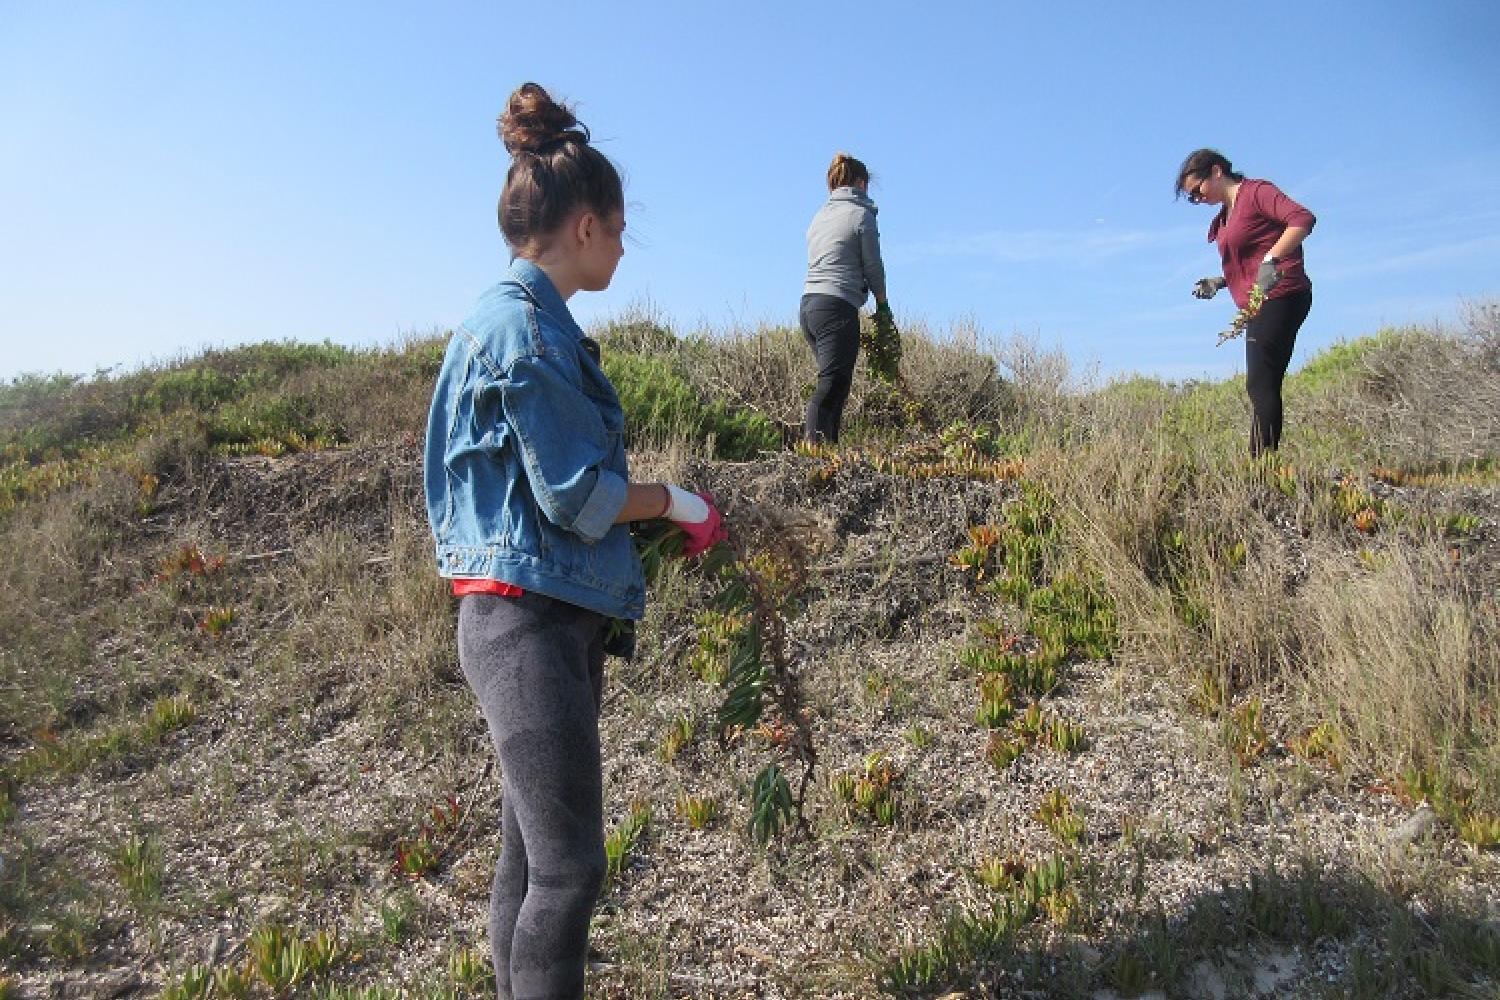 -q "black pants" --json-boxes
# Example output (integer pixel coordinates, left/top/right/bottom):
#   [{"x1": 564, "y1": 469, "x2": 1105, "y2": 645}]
[
  {"x1": 1244, "y1": 289, "x2": 1312, "y2": 456},
  {"x1": 799, "y1": 293, "x2": 861, "y2": 444}
]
